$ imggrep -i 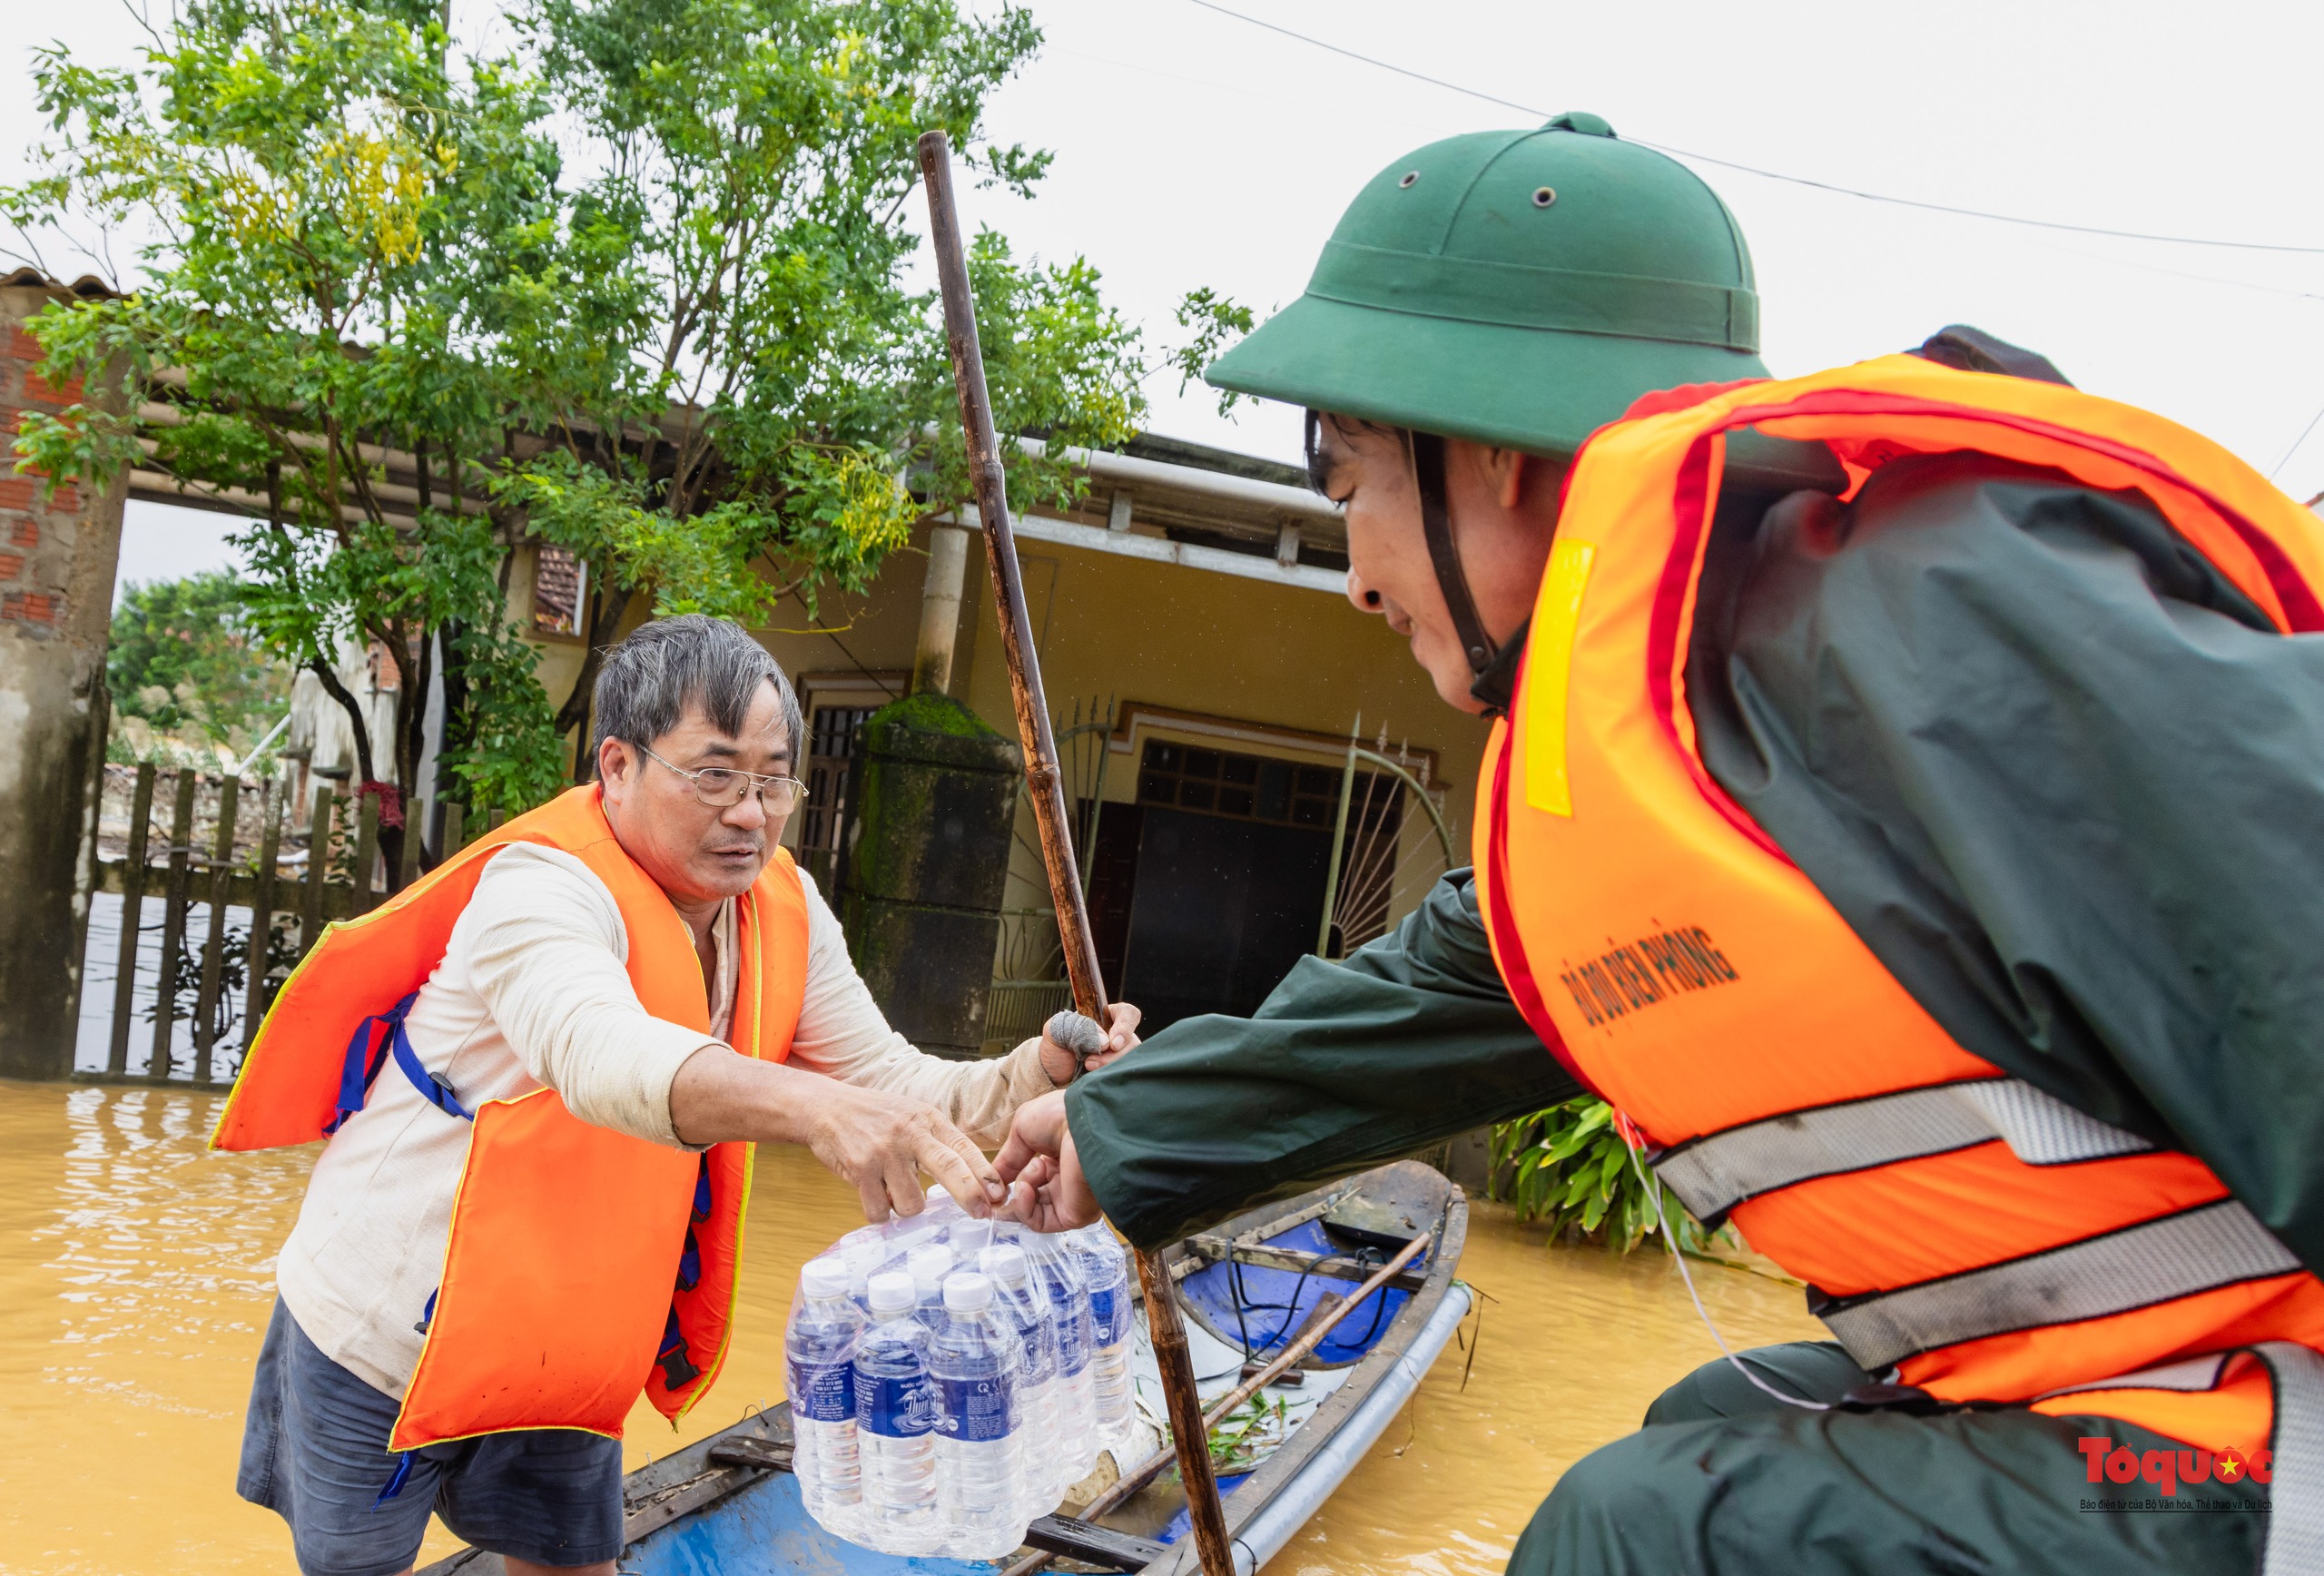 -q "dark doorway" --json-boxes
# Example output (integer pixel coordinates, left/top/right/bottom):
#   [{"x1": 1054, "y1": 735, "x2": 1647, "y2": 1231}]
[
  {"x1": 795, "y1": 702, "x2": 875, "y2": 892},
  {"x1": 1085, "y1": 802, "x2": 1144, "y2": 1003},
  {"x1": 1118, "y1": 807, "x2": 1331, "y2": 1032}
]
